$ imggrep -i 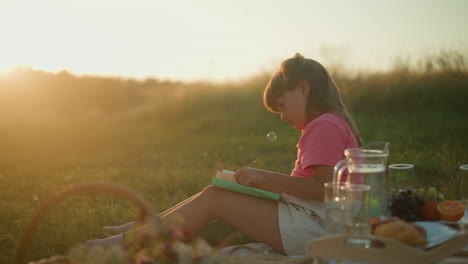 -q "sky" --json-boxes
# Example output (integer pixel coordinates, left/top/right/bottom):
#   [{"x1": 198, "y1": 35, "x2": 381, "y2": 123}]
[{"x1": 0, "y1": 0, "x2": 467, "y2": 81}]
